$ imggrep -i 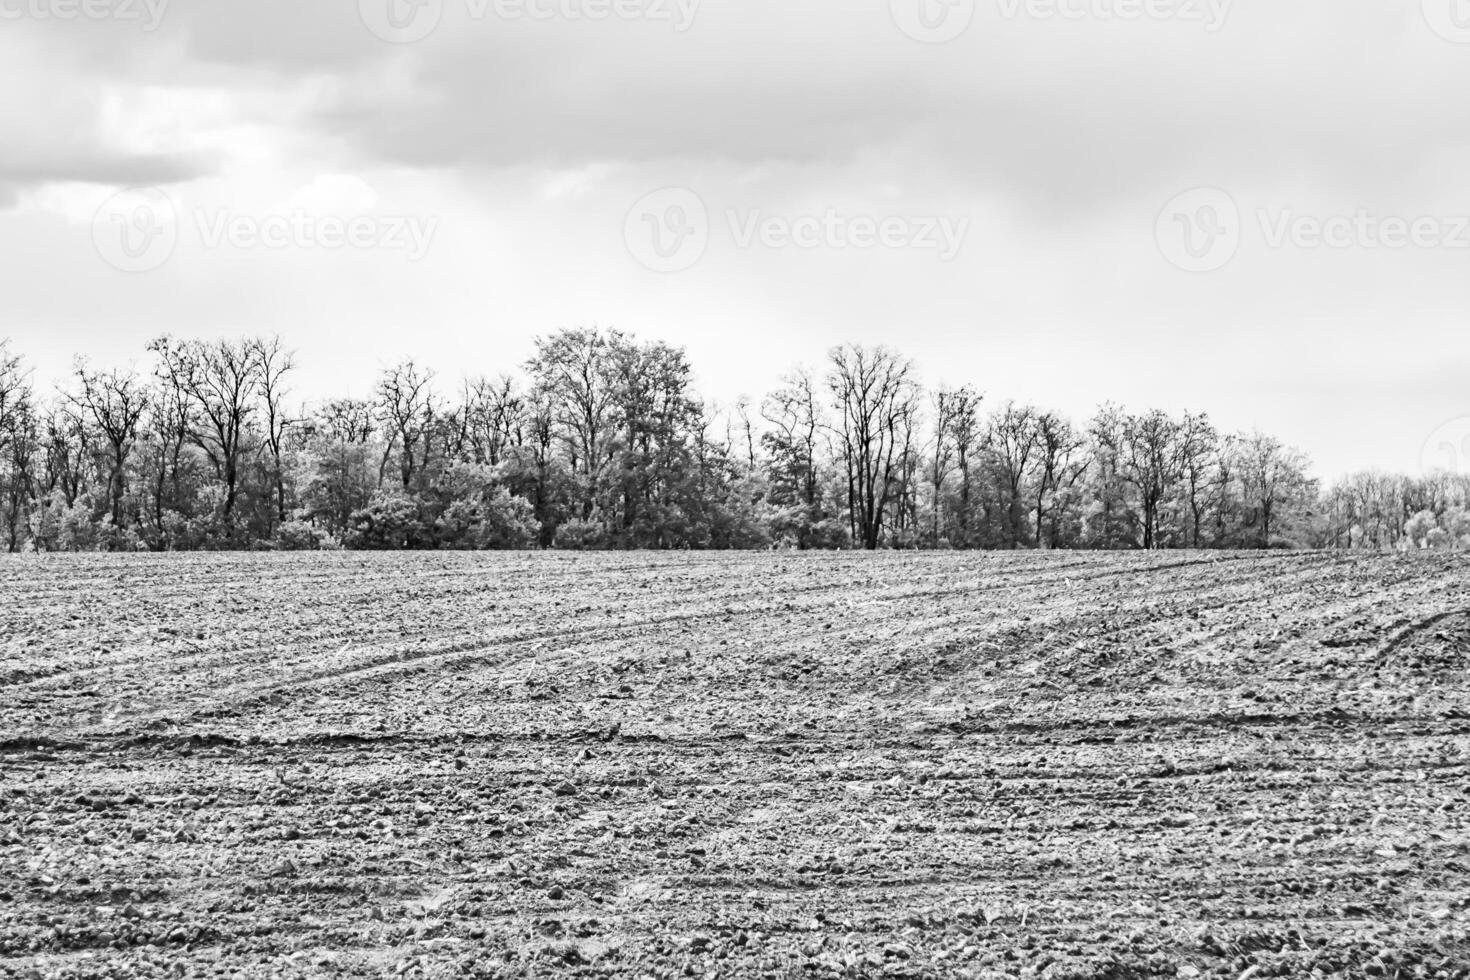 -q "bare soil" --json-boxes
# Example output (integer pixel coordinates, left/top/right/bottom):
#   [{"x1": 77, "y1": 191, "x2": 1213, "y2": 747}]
[{"x1": 1, "y1": 553, "x2": 1468, "y2": 978}]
